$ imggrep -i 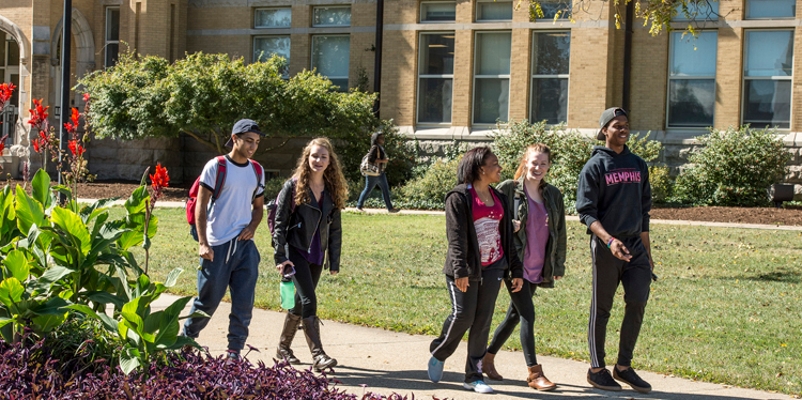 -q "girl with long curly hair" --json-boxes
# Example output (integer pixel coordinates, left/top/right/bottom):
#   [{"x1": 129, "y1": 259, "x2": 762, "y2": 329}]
[{"x1": 272, "y1": 137, "x2": 347, "y2": 372}]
